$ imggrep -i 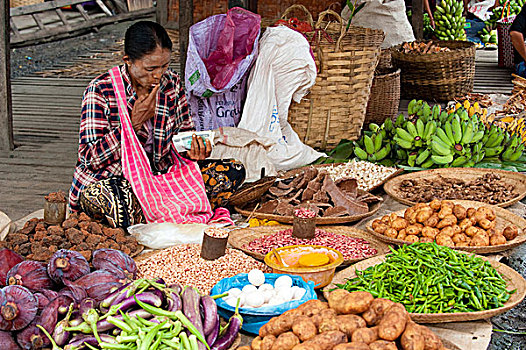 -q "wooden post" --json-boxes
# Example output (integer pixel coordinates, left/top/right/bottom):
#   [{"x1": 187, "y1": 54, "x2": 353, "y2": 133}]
[
  {"x1": 412, "y1": 0, "x2": 424, "y2": 40},
  {"x1": 156, "y1": 0, "x2": 168, "y2": 26},
  {"x1": 179, "y1": 0, "x2": 192, "y2": 80},
  {"x1": 0, "y1": 0, "x2": 13, "y2": 151}
]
